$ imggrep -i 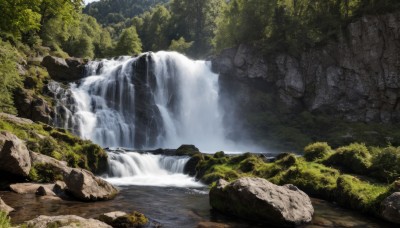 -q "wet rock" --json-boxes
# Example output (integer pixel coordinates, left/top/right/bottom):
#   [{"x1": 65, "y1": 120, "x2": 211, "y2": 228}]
[
  {"x1": 98, "y1": 211, "x2": 127, "y2": 225},
  {"x1": 64, "y1": 168, "x2": 118, "y2": 201},
  {"x1": 25, "y1": 215, "x2": 111, "y2": 228},
  {"x1": 210, "y1": 177, "x2": 314, "y2": 227},
  {"x1": 381, "y1": 192, "x2": 400, "y2": 224},
  {"x1": 197, "y1": 221, "x2": 231, "y2": 228},
  {"x1": 36, "y1": 186, "x2": 56, "y2": 197},
  {"x1": 184, "y1": 154, "x2": 203, "y2": 176},
  {"x1": 41, "y1": 55, "x2": 87, "y2": 82},
  {"x1": 0, "y1": 197, "x2": 14, "y2": 214},
  {"x1": 0, "y1": 131, "x2": 31, "y2": 177},
  {"x1": 10, "y1": 183, "x2": 54, "y2": 194}
]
